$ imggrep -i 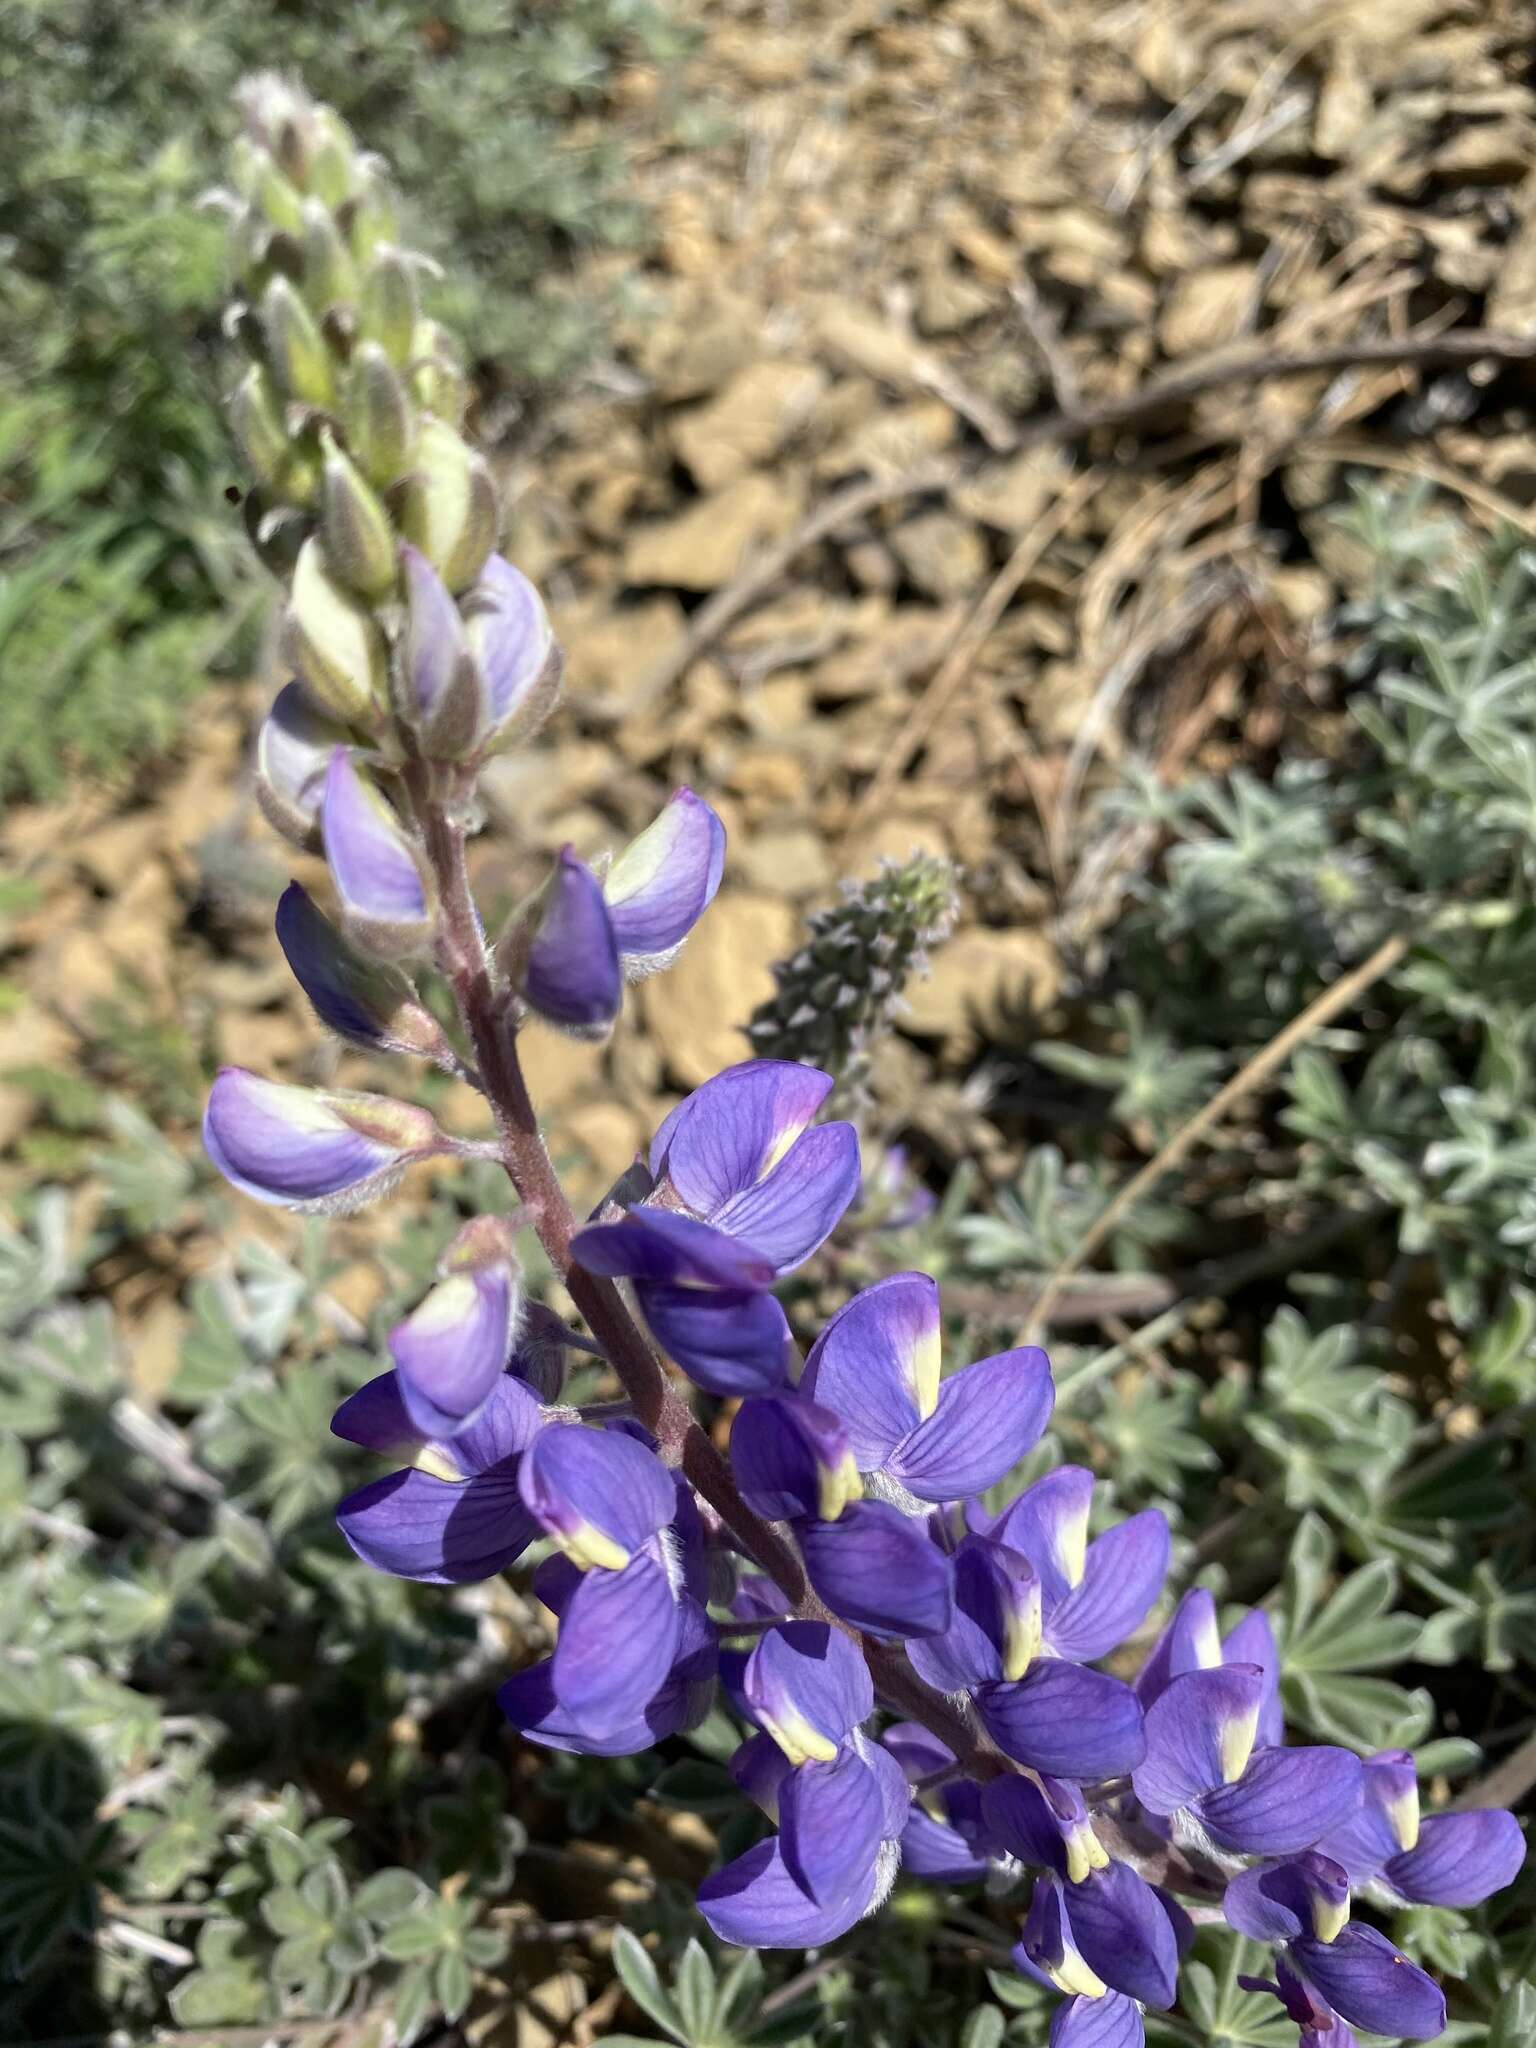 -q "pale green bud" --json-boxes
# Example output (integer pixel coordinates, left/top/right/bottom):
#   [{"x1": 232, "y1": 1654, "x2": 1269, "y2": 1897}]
[
  {"x1": 260, "y1": 275, "x2": 335, "y2": 409},
  {"x1": 320, "y1": 432, "x2": 397, "y2": 600},
  {"x1": 255, "y1": 154, "x2": 306, "y2": 237},
  {"x1": 300, "y1": 198, "x2": 355, "y2": 312},
  {"x1": 408, "y1": 319, "x2": 469, "y2": 424},
  {"x1": 283, "y1": 536, "x2": 388, "y2": 722},
  {"x1": 358, "y1": 246, "x2": 418, "y2": 366},
  {"x1": 396, "y1": 418, "x2": 499, "y2": 593},
  {"x1": 343, "y1": 342, "x2": 416, "y2": 491},
  {"x1": 229, "y1": 366, "x2": 292, "y2": 493},
  {"x1": 340, "y1": 164, "x2": 400, "y2": 268},
  {"x1": 307, "y1": 108, "x2": 359, "y2": 207}
]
